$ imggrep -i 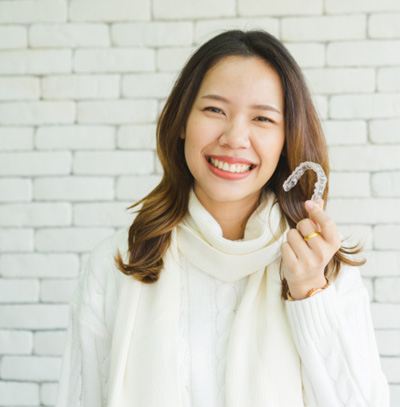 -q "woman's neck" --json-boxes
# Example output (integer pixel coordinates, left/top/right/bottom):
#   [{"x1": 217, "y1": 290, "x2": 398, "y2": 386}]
[{"x1": 193, "y1": 187, "x2": 262, "y2": 241}]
